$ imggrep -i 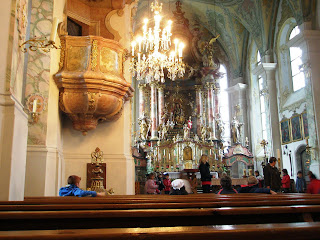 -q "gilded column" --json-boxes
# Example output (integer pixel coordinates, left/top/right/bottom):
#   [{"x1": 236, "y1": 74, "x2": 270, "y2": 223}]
[
  {"x1": 158, "y1": 84, "x2": 165, "y2": 126},
  {"x1": 138, "y1": 84, "x2": 146, "y2": 118},
  {"x1": 150, "y1": 82, "x2": 158, "y2": 140},
  {"x1": 195, "y1": 85, "x2": 203, "y2": 136}
]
